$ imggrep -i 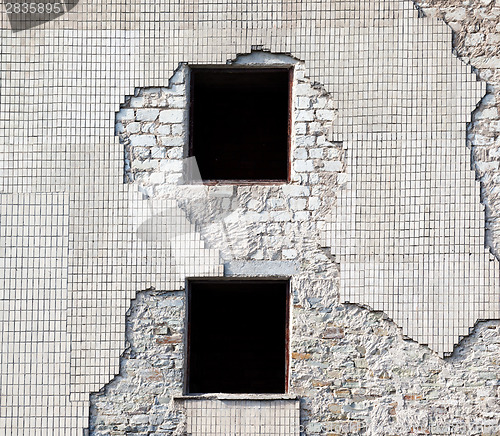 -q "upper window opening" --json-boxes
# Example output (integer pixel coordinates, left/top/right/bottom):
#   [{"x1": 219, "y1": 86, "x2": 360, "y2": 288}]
[
  {"x1": 189, "y1": 67, "x2": 292, "y2": 182},
  {"x1": 187, "y1": 279, "x2": 289, "y2": 394}
]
